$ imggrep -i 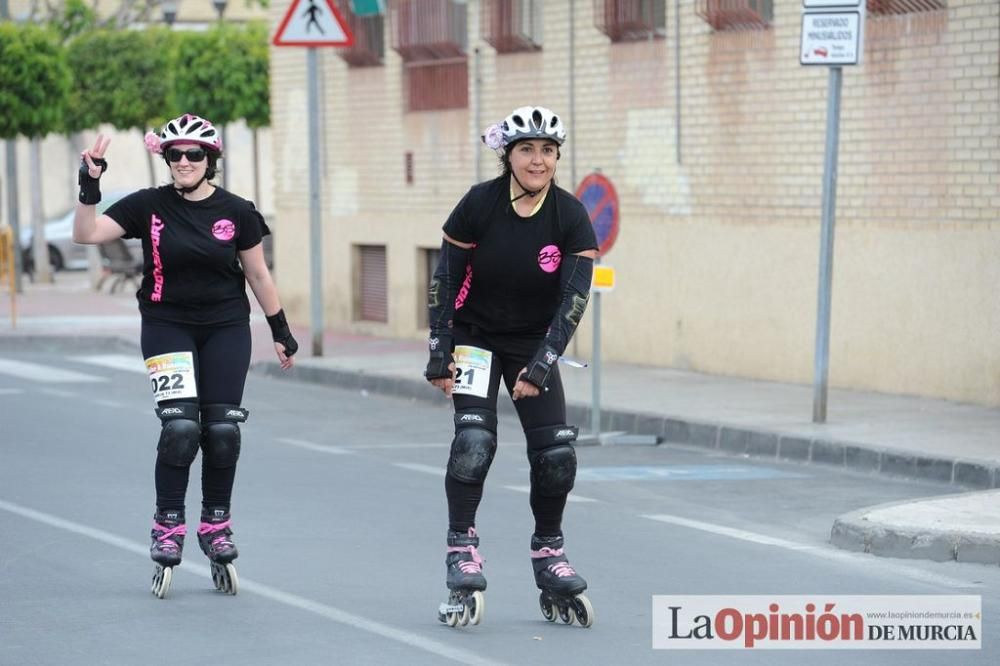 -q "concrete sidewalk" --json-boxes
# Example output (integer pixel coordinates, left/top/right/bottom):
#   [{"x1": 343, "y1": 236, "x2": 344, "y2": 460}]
[{"x1": 2, "y1": 271, "x2": 998, "y2": 566}]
